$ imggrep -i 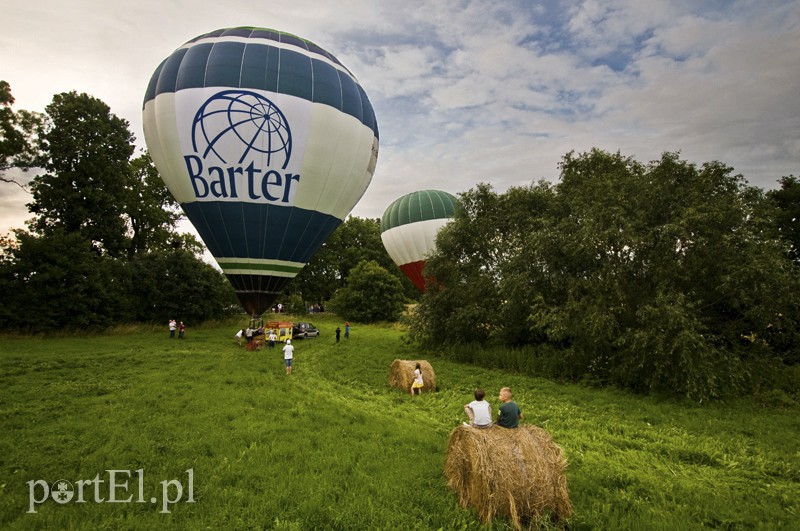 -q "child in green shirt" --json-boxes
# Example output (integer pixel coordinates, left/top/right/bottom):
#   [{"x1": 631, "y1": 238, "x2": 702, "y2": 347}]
[{"x1": 497, "y1": 387, "x2": 524, "y2": 428}]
